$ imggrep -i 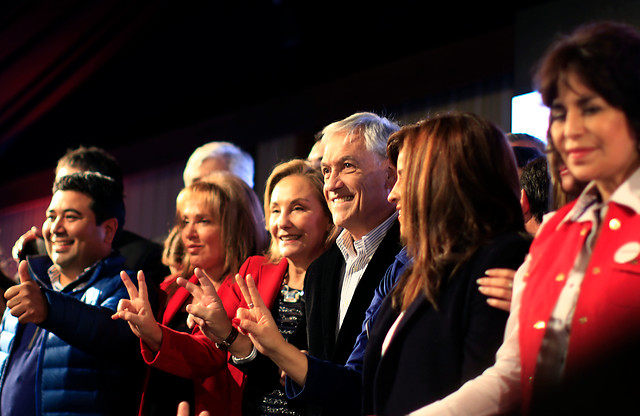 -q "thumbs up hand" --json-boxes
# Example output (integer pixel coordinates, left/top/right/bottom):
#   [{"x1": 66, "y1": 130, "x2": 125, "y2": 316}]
[{"x1": 4, "y1": 260, "x2": 49, "y2": 324}]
